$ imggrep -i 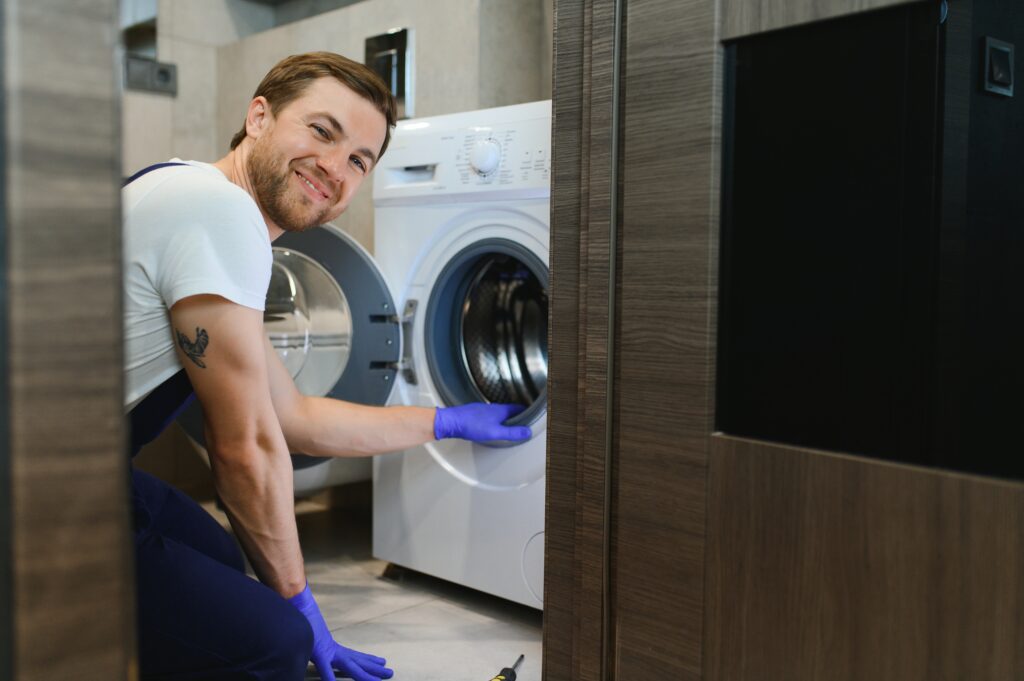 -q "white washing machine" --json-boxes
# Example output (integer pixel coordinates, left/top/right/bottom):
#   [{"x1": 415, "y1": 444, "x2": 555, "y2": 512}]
[{"x1": 372, "y1": 100, "x2": 551, "y2": 608}]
